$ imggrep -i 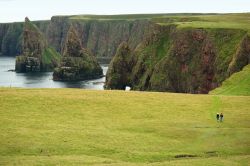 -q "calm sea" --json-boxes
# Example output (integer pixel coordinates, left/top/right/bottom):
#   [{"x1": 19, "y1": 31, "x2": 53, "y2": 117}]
[{"x1": 0, "y1": 56, "x2": 108, "y2": 90}]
